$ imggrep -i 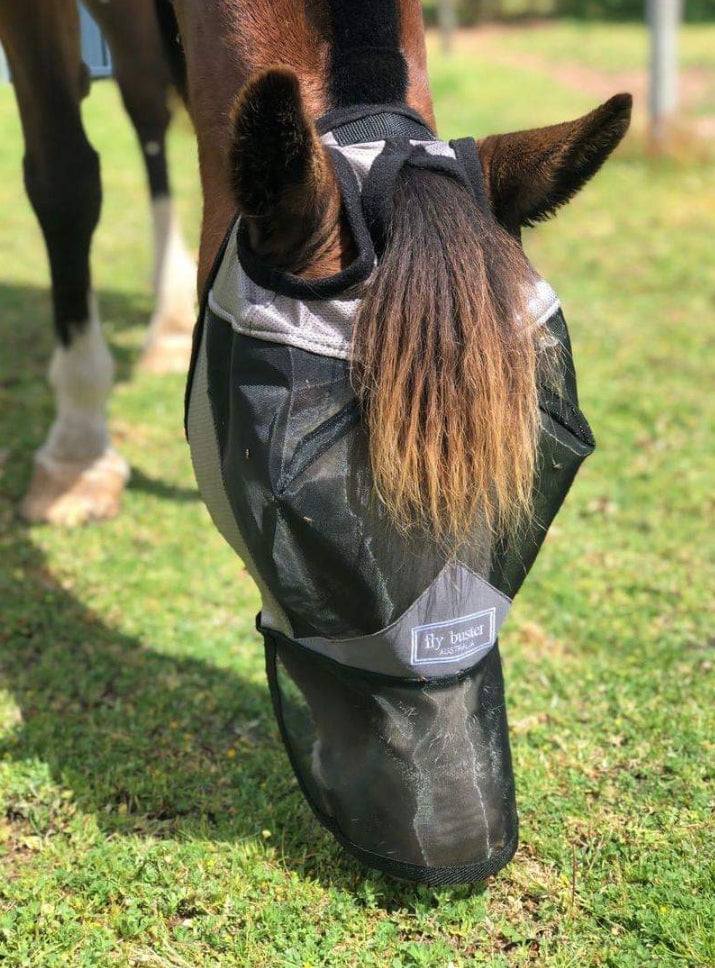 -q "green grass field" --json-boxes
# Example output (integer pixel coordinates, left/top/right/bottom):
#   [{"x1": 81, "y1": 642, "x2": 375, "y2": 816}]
[
  {"x1": 1, "y1": 24, "x2": 714, "y2": 968},
  {"x1": 493, "y1": 21, "x2": 715, "y2": 73}
]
